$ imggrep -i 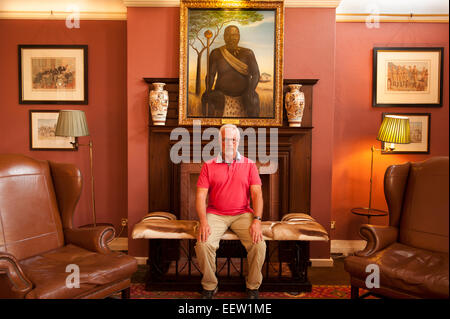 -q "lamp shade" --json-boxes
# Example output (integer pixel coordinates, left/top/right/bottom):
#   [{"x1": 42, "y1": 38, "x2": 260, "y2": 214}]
[
  {"x1": 55, "y1": 110, "x2": 89, "y2": 137},
  {"x1": 376, "y1": 115, "x2": 410, "y2": 144}
]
